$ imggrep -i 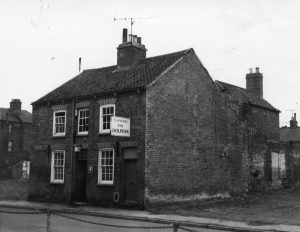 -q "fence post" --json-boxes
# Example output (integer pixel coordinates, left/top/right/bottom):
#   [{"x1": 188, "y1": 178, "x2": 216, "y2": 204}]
[
  {"x1": 47, "y1": 210, "x2": 51, "y2": 232},
  {"x1": 173, "y1": 223, "x2": 179, "y2": 232}
]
